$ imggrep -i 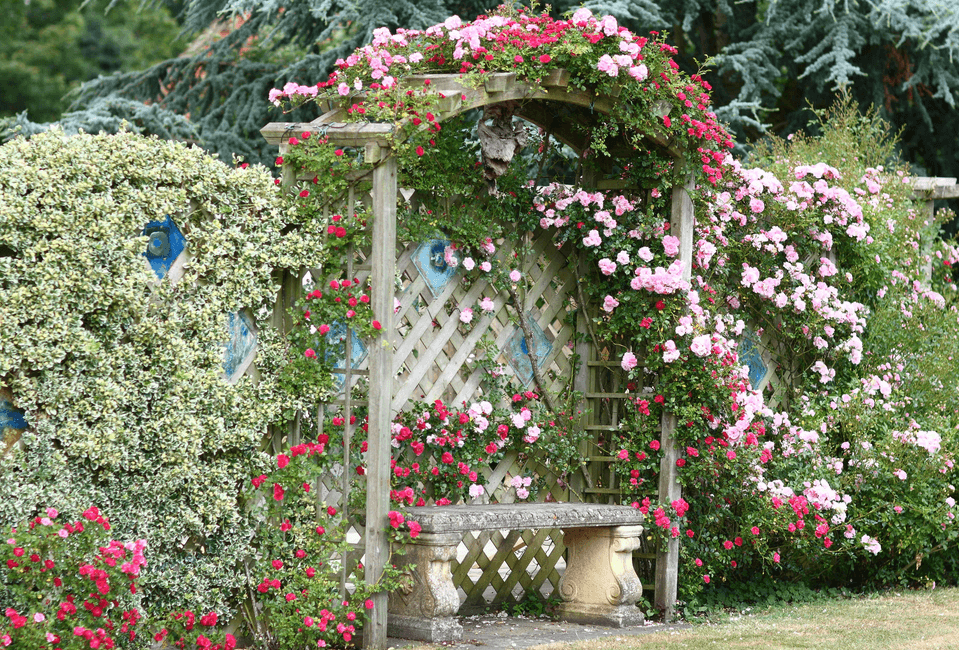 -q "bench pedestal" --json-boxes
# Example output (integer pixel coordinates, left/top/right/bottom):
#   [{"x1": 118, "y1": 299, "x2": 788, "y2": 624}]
[
  {"x1": 554, "y1": 525, "x2": 645, "y2": 627},
  {"x1": 388, "y1": 511, "x2": 645, "y2": 642},
  {"x1": 388, "y1": 532, "x2": 463, "y2": 642}
]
